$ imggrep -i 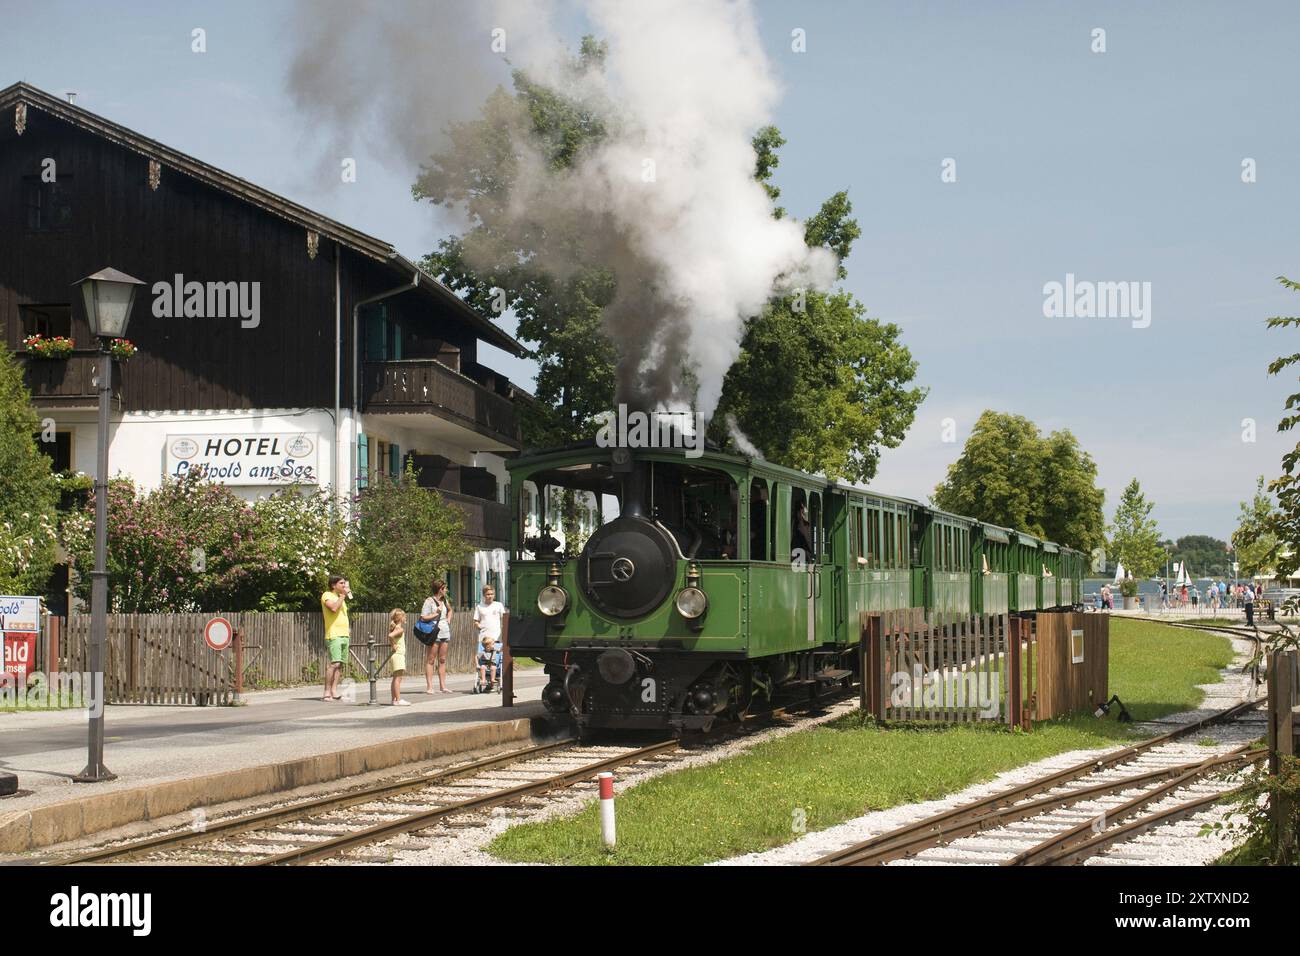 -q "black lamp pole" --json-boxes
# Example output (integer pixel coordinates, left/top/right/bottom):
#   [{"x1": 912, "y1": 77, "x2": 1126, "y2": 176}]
[{"x1": 72, "y1": 268, "x2": 143, "y2": 784}]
